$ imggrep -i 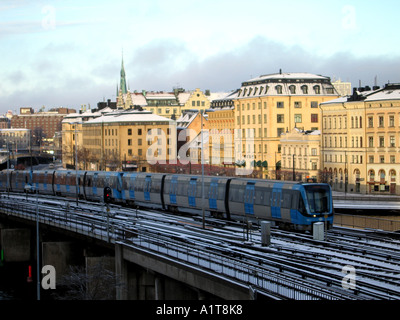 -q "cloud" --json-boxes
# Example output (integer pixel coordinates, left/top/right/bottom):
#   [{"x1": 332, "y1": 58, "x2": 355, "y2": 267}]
[
  {"x1": 2, "y1": 35, "x2": 400, "y2": 114},
  {"x1": 127, "y1": 36, "x2": 400, "y2": 92}
]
